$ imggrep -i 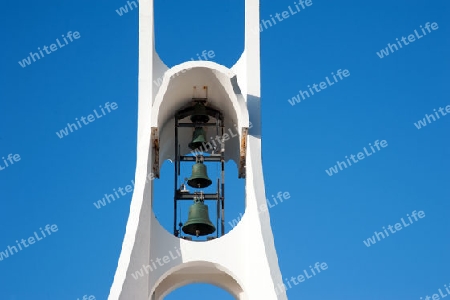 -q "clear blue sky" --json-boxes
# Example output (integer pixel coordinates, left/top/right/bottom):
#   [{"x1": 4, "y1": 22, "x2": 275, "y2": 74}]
[{"x1": 0, "y1": 0, "x2": 449, "y2": 299}]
